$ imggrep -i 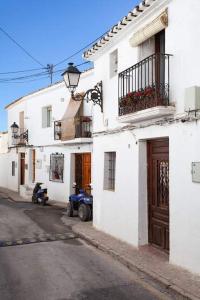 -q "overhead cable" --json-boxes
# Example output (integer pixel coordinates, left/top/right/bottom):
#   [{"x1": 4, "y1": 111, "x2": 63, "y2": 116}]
[
  {"x1": 0, "y1": 26, "x2": 45, "y2": 67},
  {"x1": 54, "y1": 30, "x2": 109, "y2": 67},
  {"x1": 0, "y1": 67, "x2": 46, "y2": 75}
]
